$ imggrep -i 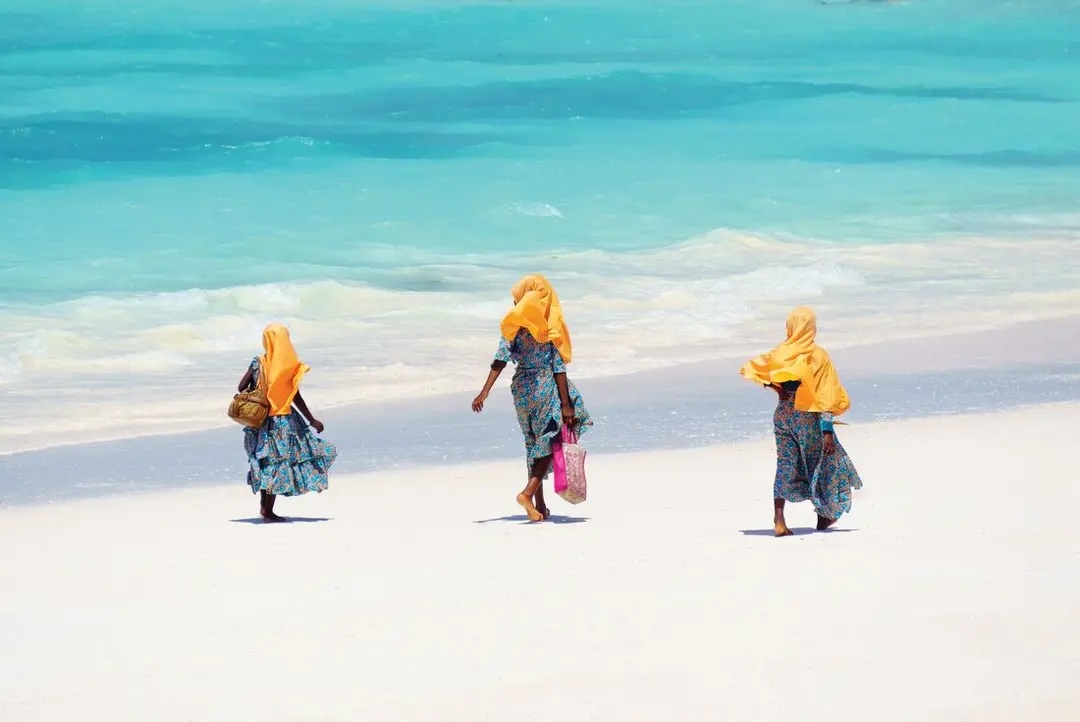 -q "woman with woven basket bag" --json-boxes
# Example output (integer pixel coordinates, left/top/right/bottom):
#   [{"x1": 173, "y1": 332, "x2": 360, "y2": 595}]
[
  {"x1": 233, "y1": 324, "x2": 337, "y2": 522},
  {"x1": 471, "y1": 275, "x2": 592, "y2": 521}
]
